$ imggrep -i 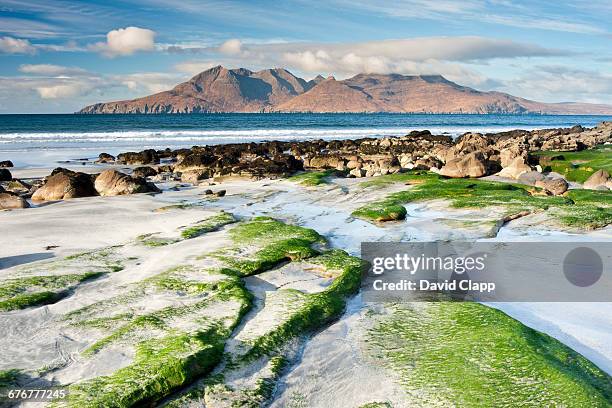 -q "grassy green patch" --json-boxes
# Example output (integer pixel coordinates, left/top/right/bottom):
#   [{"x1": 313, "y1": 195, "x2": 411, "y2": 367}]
[
  {"x1": 0, "y1": 272, "x2": 103, "y2": 311},
  {"x1": 536, "y1": 146, "x2": 612, "y2": 183},
  {"x1": 367, "y1": 302, "x2": 612, "y2": 406},
  {"x1": 359, "y1": 170, "x2": 441, "y2": 188},
  {"x1": 352, "y1": 178, "x2": 612, "y2": 229},
  {"x1": 287, "y1": 170, "x2": 337, "y2": 186},
  {"x1": 181, "y1": 212, "x2": 236, "y2": 239}
]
